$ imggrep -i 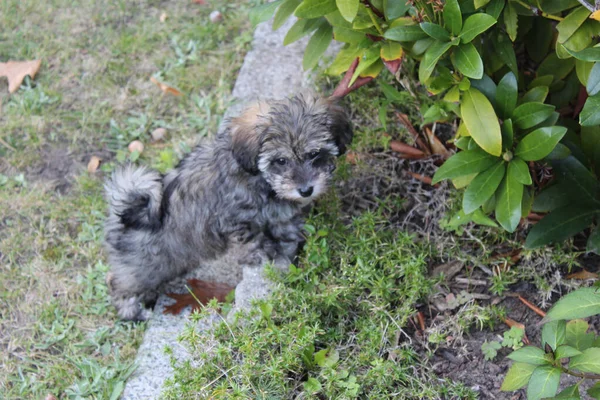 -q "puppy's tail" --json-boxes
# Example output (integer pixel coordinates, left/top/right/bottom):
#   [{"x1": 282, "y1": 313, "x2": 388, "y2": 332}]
[{"x1": 105, "y1": 165, "x2": 163, "y2": 230}]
